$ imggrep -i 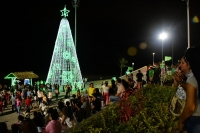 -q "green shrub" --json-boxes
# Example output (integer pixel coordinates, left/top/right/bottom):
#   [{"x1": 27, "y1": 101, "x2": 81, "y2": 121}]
[{"x1": 70, "y1": 85, "x2": 179, "y2": 133}]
